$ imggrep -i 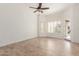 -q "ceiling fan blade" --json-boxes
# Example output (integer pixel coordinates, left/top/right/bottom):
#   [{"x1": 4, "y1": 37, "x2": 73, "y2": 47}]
[
  {"x1": 41, "y1": 8, "x2": 49, "y2": 10},
  {"x1": 30, "y1": 7, "x2": 37, "y2": 9},
  {"x1": 34, "y1": 10, "x2": 38, "y2": 13}
]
